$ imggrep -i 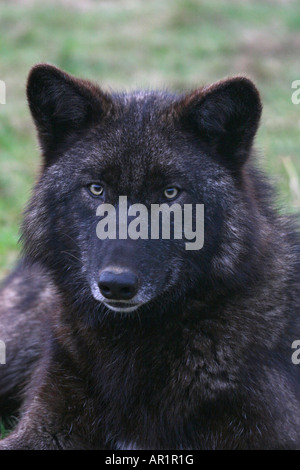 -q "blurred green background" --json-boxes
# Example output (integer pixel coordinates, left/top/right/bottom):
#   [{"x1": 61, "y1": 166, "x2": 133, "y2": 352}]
[{"x1": 0, "y1": 0, "x2": 300, "y2": 279}]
